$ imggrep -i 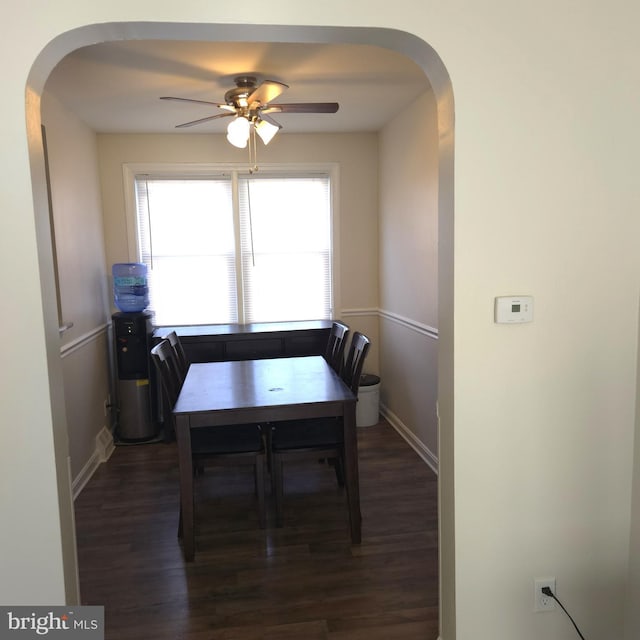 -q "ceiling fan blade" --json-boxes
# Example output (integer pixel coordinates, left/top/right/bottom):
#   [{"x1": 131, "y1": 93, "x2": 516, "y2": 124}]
[
  {"x1": 262, "y1": 102, "x2": 339, "y2": 114},
  {"x1": 247, "y1": 80, "x2": 289, "y2": 106},
  {"x1": 160, "y1": 96, "x2": 231, "y2": 109},
  {"x1": 175, "y1": 112, "x2": 234, "y2": 128},
  {"x1": 259, "y1": 112, "x2": 282, "y2": 128}
]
